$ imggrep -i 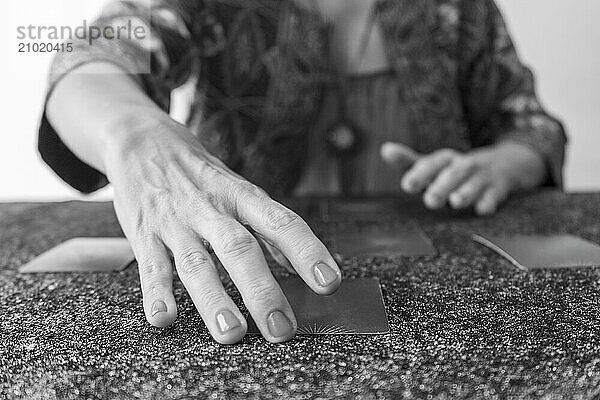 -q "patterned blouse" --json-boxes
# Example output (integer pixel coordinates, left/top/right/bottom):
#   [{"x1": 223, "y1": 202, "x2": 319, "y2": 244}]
[{"x1": 38, "y1": 0, "x2": 567, "y2": 197}]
